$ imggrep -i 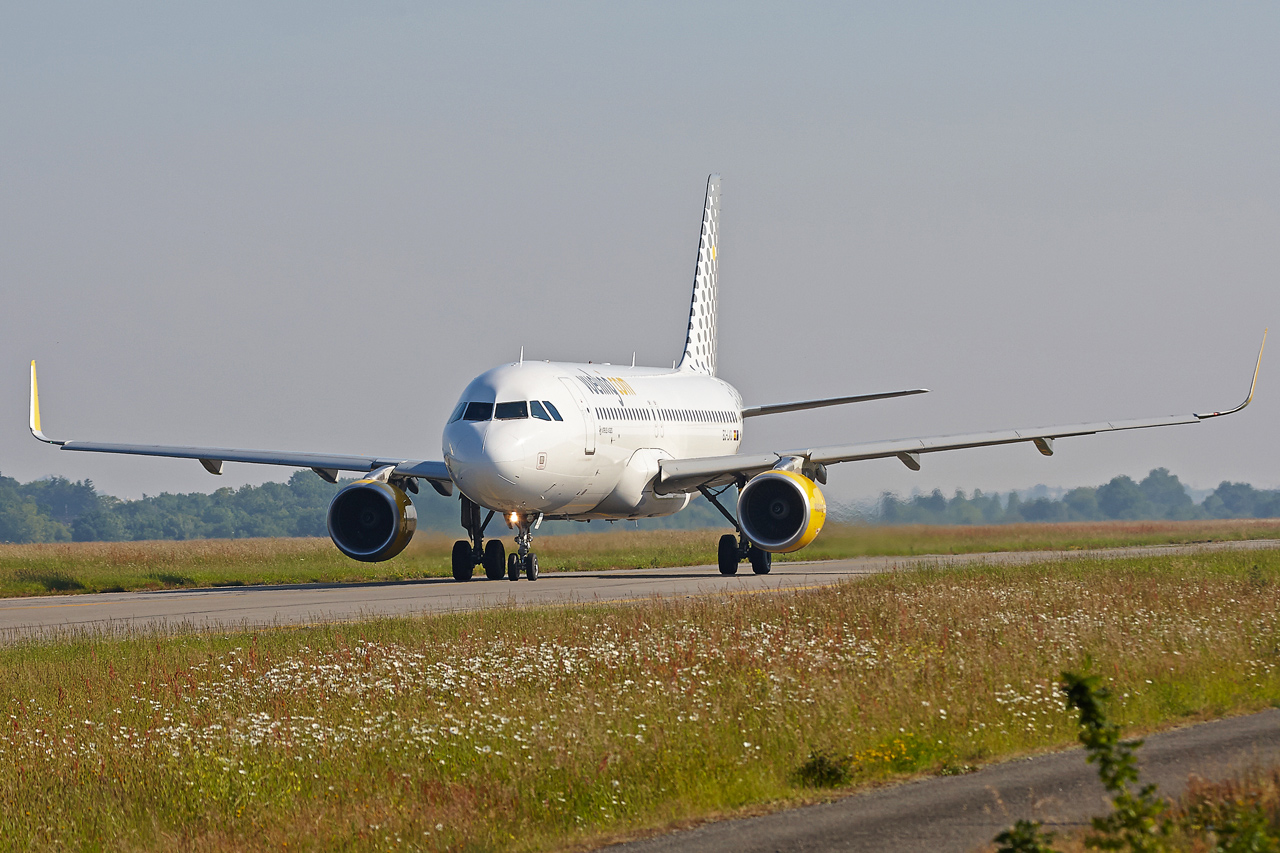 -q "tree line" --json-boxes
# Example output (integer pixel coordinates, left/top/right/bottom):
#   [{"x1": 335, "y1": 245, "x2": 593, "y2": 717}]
[
  {"x1": 1, "y1": 467, "x2": 1277, "y2": 544},
  {"x1": 873, "y1": 467, "x2": 1280, "y2": 525},
  {"x1": 0, "y1": 470, "x2": 729, "y2": 544}
]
